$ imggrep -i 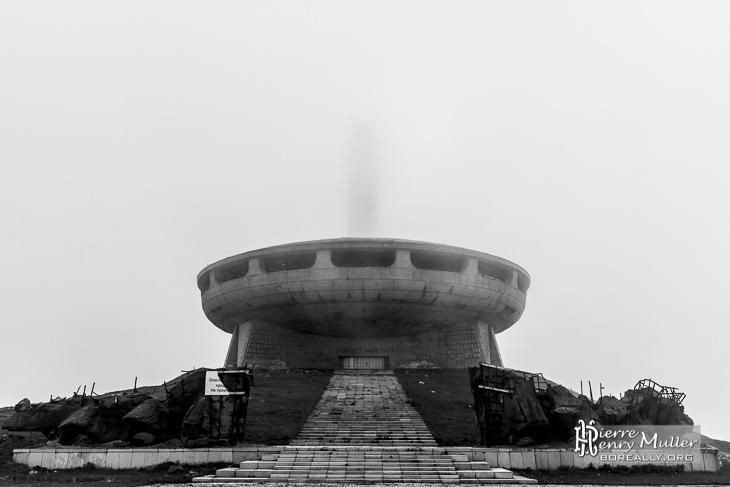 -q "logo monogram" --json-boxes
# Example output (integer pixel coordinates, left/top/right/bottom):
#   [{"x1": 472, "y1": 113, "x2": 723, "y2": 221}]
[{"x1": 574, "y1": 419, "x2": 599, "y2": 457}]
